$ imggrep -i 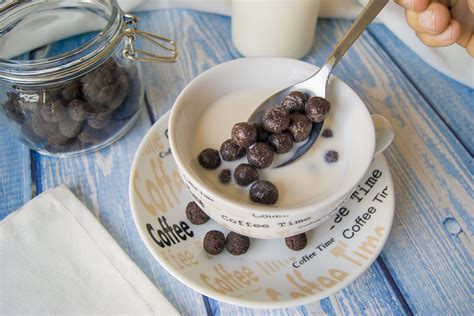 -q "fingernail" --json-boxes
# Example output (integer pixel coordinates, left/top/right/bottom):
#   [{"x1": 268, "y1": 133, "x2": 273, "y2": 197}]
[
  {"x1": 397, "y1": 0, "x2": 415, "y2": 9},
  {"x1": 438, "y1": 25, "x2": 453, "y2": 41},
  {"x1": 406, "y1": 0, "x2": 416, "y2": 10},
  {"x1": 419, "y1": 11, "x2": 436, "y2": 32}
]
